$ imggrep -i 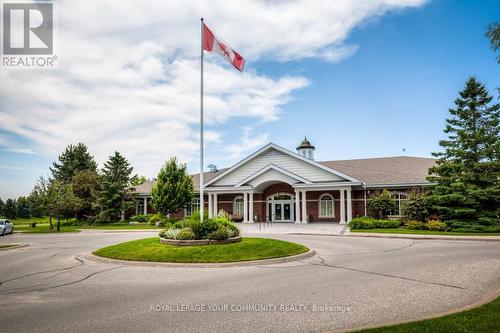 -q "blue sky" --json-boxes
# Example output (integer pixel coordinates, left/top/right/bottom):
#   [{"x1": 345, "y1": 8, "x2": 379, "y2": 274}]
[{"x1": 0, "y1": 0, "x2": 499, "y2": 199}]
